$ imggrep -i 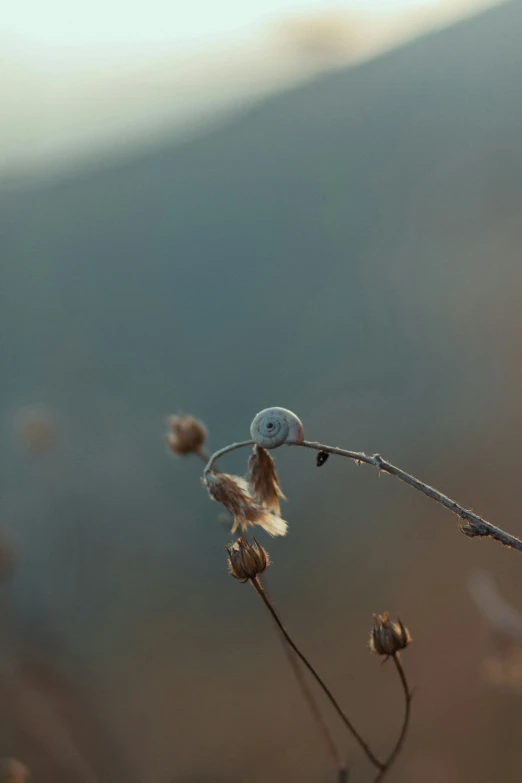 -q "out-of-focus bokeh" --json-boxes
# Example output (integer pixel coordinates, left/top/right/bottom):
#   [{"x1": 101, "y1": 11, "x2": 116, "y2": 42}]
[
  {"x1": 1, "y1": 0, "x2": 501, "y2": 176},
  {"x1": 1, "y1": 0, "x2": 522, "y2": 781}
]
